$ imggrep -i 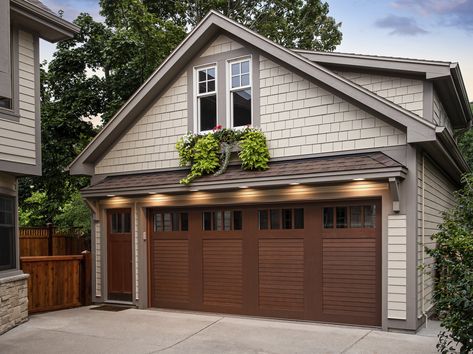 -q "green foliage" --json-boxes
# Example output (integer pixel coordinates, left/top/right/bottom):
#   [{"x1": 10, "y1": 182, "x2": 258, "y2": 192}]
[
  {"x1": 457, "y1": 102, "x2": 473, "y2": 169},
  {"x1": 176, "y1": 127, "x2": 270, "y2": 184},
  {"x1": 20, "y1": 0, "x2": 341, "y2": 223},
  {"x1": 239, "y1": 129, "x2": 271, "y2": 170},
  {"x1": 53, "y1": 192, "x2": 92, "y2": 233},
  {"x1": 427, "y1": 173, "x2": 473, "y2": 353},
  {"x1": 180, "y1": 133, "x2": 221, "y2": 184},
  {"x1": 19, "y1": 191, "x2": 49, "y2": 227},
  {"x1": 143, "y1": 0, "x2": 342, "y2": 51}
]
